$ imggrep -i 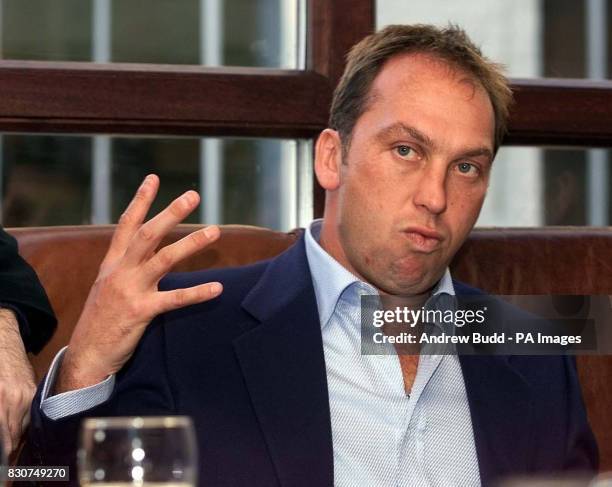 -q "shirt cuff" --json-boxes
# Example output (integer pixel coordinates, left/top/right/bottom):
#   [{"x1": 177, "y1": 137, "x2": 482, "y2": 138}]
[{"x1": 40, "y1": 346, "x2": 115, "y2": 420}]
